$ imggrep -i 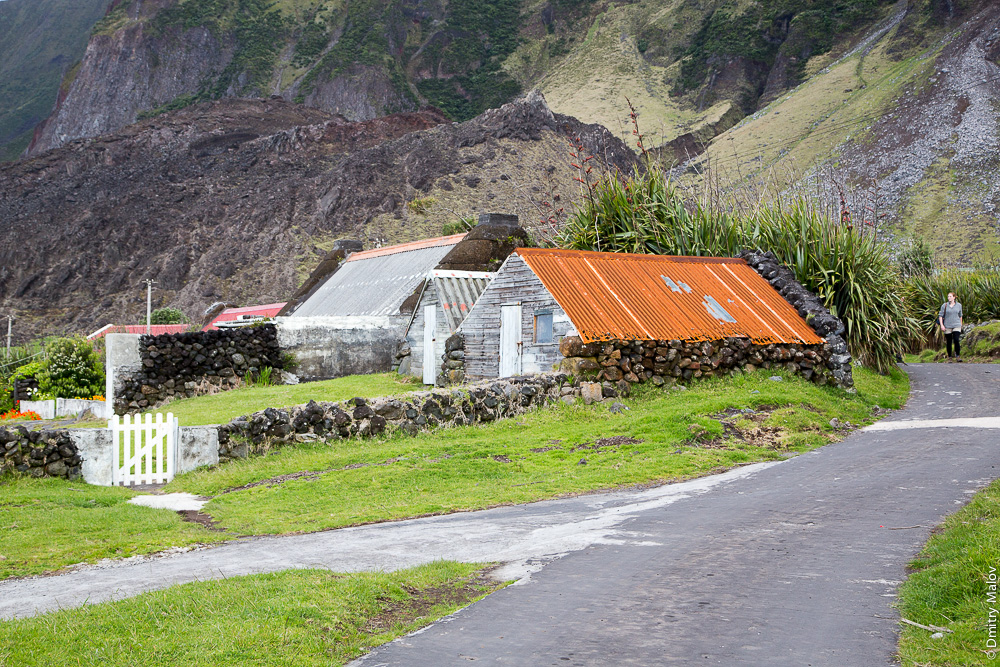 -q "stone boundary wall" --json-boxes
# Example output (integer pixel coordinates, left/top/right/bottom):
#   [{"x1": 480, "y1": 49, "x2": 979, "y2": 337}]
[
  {"x1": 559, "y1": 335, "x2": 851, "y2": 388},
  {"x1": 114, "y1": 325, "x2": 282, "y2": 415},
  {"x1": 218, "y1": 373, "x2": 625, "y2": 462},
  {"x1": 0, "y1": 427, "x2": 83, "y2": 480}
]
